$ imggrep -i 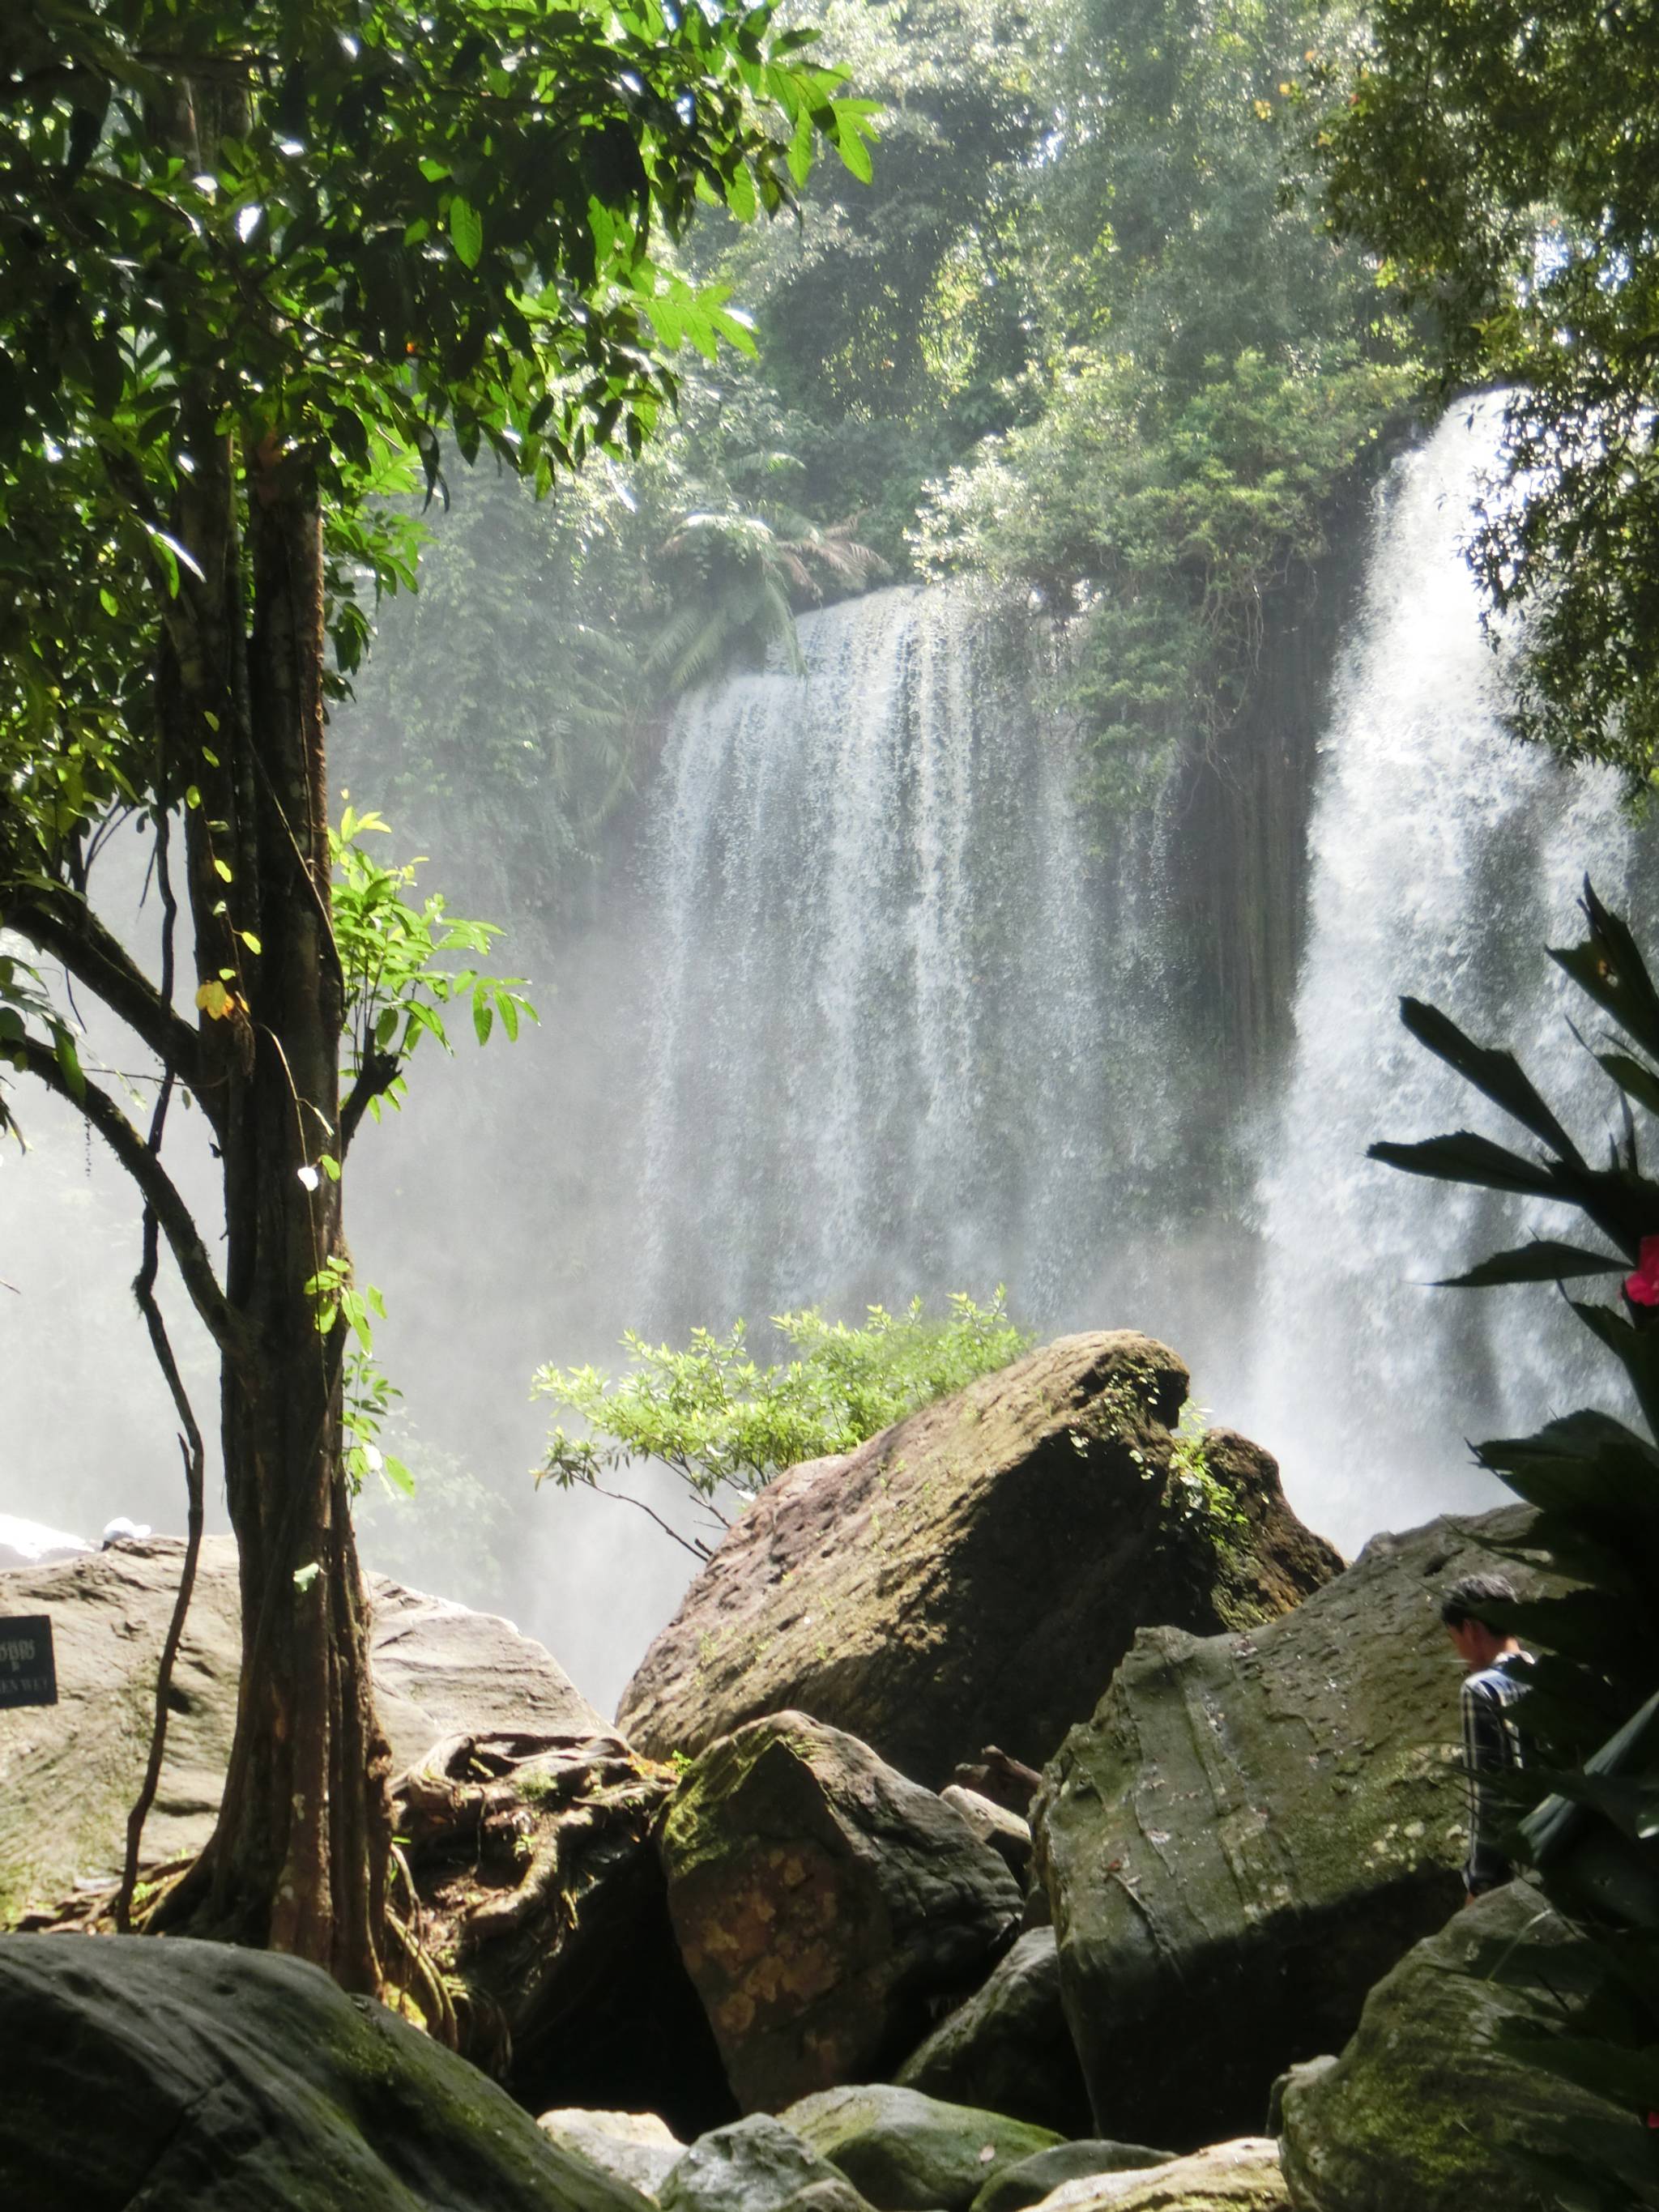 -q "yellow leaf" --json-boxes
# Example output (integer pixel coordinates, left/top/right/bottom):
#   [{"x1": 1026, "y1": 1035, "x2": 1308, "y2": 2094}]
[{"x1": 195, "y1": 980, "x2": 233, "y2": 1020}]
